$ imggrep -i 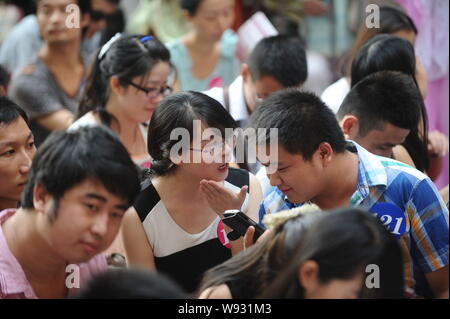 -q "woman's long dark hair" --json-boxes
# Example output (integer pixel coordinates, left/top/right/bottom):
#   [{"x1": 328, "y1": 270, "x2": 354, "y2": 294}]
[
  {"x1": 341, "y1": 5, "x2": 418, "y2": 77},
  {"x1": 196, "y1": 211, "x2": 324, "y2": 299},
  {"x1": 78, "y1": 34, "x2": 171, "y2": 127},
  {"x1": 260, "y1": 209, "x2": 404, "y2": 299},
  {"x1": 351, "y1": 34, "x2": 429, "y2": 172}
]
